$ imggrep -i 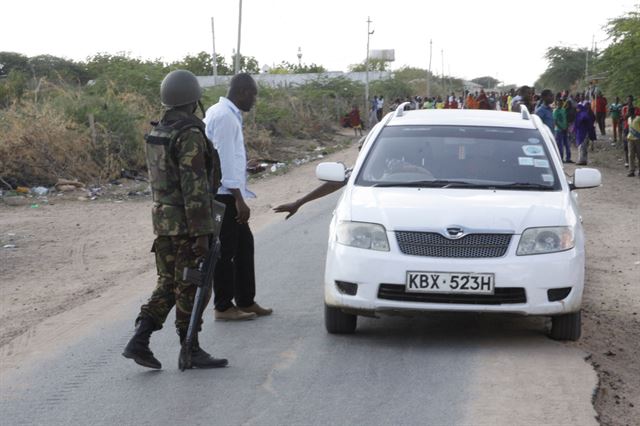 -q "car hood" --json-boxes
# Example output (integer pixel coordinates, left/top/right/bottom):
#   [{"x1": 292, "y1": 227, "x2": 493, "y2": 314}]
[{"x1": 343, "y1": 186, "x2": 576, "y2": 234}]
